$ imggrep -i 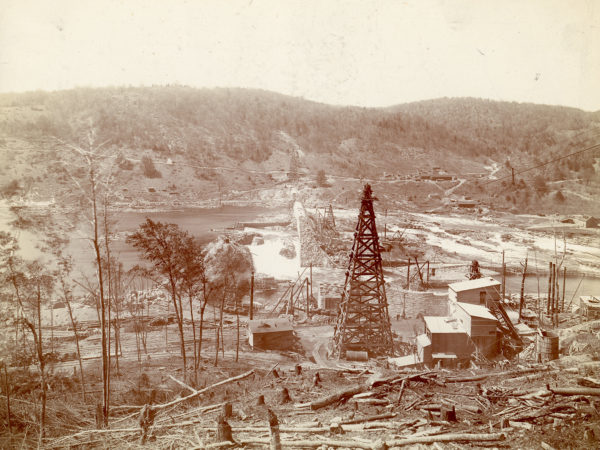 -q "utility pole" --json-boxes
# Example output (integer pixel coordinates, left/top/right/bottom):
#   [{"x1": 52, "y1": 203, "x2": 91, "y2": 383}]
[
  {"x1": 562, "y1": 267, "x2": 566, "y2": 312},
  {"x1": 310, "y1": 263, "x2": 313, "y2": 302},
  {"x1": 518, "y1": 257, "x2": 528, "y2": 322},
  {"x1": 249, "y1": 271, "x2": 254, "y2": 320},
  {"x1": 406, "y1": 259, "x2": 411, "y2": 290},
  {"x1": 511, "y1": 167, "x2": 515, "y2": 186},
  {"x1": 502, "y1": 250, "x2": 505, "y2": 302},
  {"x1": 547, "y1": 262, "x2": 552, "y2": 316},
  {"x1": 306, "y1": 278, "x2": 310, "y2": 318}
]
